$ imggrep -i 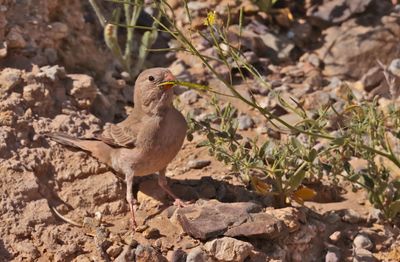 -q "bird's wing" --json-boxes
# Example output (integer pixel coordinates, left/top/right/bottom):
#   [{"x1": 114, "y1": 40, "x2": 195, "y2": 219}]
[{"x1": 98, "y1": 114, "x2": 143, "y2": 148}]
